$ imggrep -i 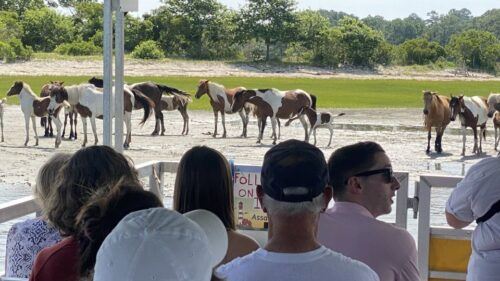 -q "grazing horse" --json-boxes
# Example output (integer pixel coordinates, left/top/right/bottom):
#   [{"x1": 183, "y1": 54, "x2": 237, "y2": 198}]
[
  {"x1": 422, "y1": 91, "x2": 451, "y2": 154},
  {"x1": 231, "y1": 88, "x2": 316, "y2": 144},
  {"x1": 159, "y1": 94, "x2": 192, "y2": 135},
  {"x1": 0, "y1": 98, "x2": 5, "y2": 142},
  {"x1": 285, "y1": 106, "x2": 345, "y2": 147},
  {"x1": 449, "y1": 95, "x2": 488, "y2": 156},
  {"x1": 88, "y1": 77, "x2": 188, "y2": 136},
  {"x1": 195, "y1": 80, "x2": 253, "y2": 138},
  {"x1": 48, "y1": 84, "x2": 153, "y2": 148},
  {"x1": 6, "y1": 81, "x2": 64, "y2": 147},
  {"x1": 486, "y1": 93, "x2": 500, "y2": 150}
]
